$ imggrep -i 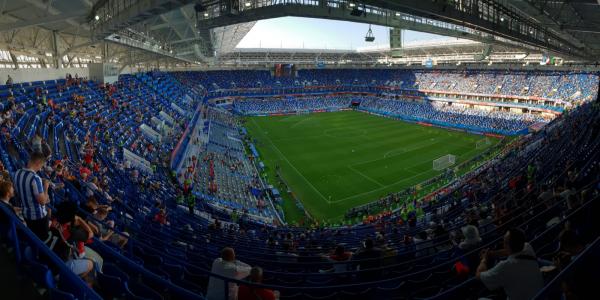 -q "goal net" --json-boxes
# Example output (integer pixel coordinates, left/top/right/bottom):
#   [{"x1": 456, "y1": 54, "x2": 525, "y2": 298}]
[
  {"x1": 475, "y1": 138, "x2": 492, "y2": 149},
  {"x1": 433, "y1": 154, "x2": 456, "y2": 171},
  {"x1": 476, "y1": 138, "x2": 492, "y2": 149}
]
